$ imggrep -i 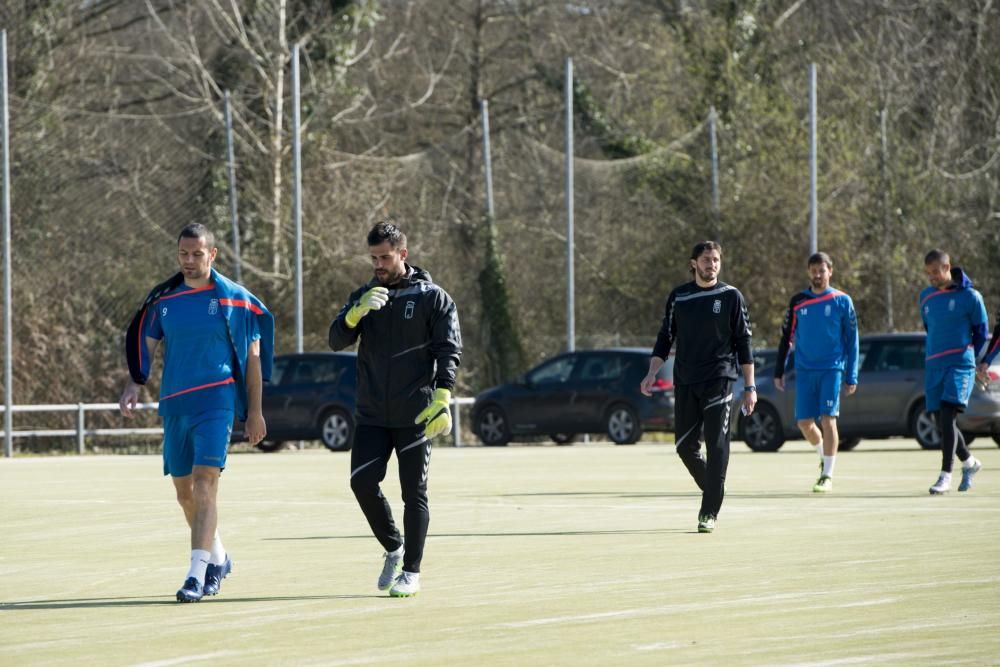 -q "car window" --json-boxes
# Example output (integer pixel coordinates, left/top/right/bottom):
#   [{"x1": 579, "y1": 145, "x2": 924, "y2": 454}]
[
  {"x1": 868, "y1": 340, "x2": 924, "y2": 372},
  {"x1": 312, "y1": 359, "x2": 342, "y2": 384},
  {"x1": 527, "y1": 356, "x2": 576, "y2": 385},
  {"x1": 576, "y1": 354, "x2": 624, "y2": 381},
  {"x1": 271, "y1": 358, "x2": 291, "y2": 385},
  {"x1": 754, "y1": 350, "x2": 777, "y2": 374}
]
